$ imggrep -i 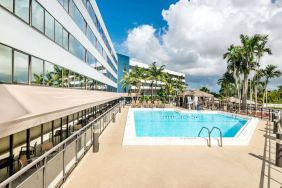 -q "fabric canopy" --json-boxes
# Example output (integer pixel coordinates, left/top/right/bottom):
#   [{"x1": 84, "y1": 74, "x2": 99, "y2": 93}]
[{"x1": 0, "y1": 84, "x2": 126, "y2": 138}]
